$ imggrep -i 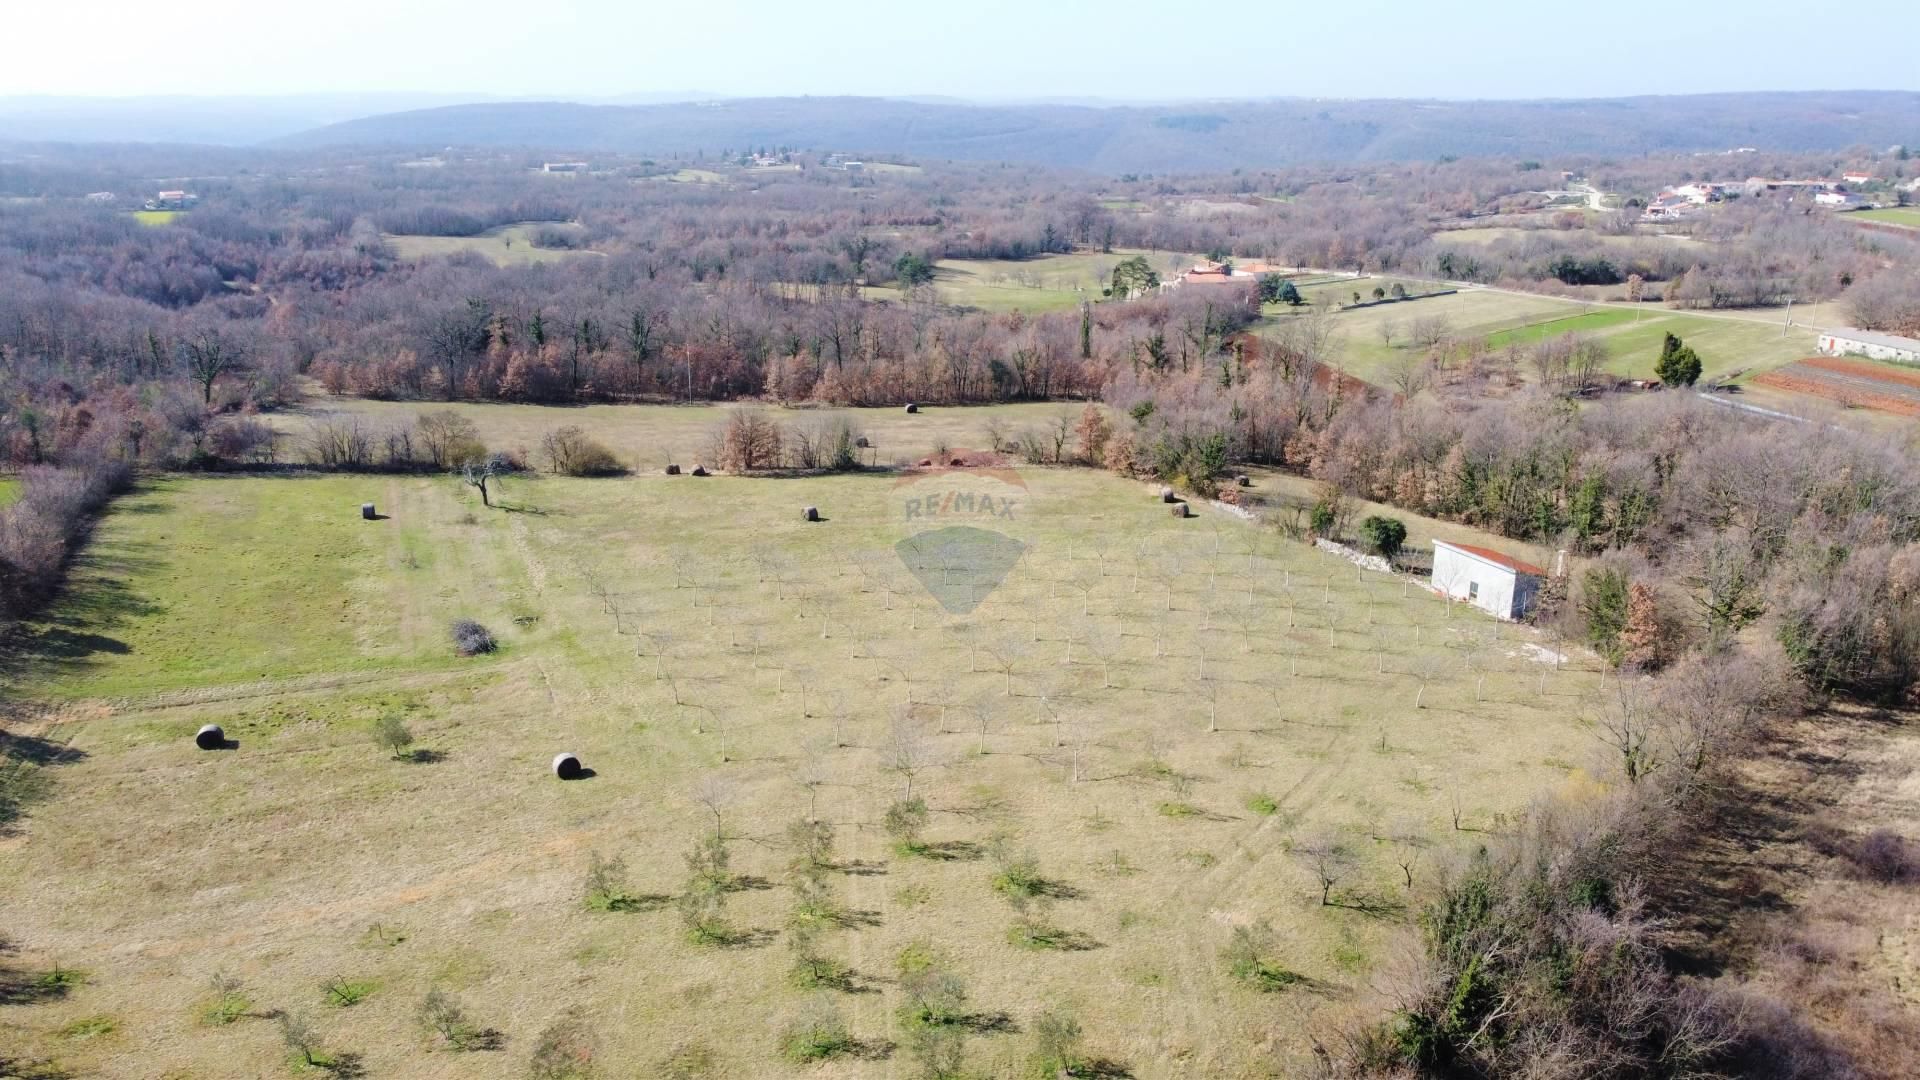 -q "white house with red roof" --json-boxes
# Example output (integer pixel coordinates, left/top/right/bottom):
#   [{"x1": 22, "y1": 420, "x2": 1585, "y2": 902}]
[{"x1": 1432, "y1": 540, "x2": 1547, "y2": 620}]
